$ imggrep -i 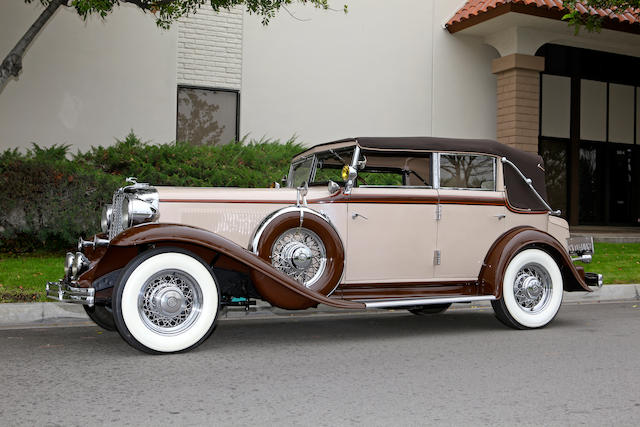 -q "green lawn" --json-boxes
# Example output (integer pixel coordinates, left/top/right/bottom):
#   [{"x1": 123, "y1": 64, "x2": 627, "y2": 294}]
[
  {"x1": 588, "y1": 242, "x2": 640, "y2": 285},
  {"x1": 0, "y1": 252, "x2": 63, "y2": 303},
  {"x1": 0, "y1": 242, "x2": 638, "y2": 303}
]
